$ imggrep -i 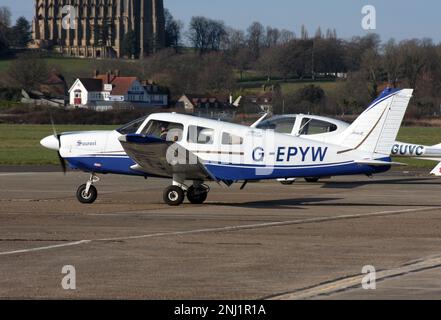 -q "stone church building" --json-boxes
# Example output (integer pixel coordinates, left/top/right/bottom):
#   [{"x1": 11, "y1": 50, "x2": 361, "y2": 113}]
[{"x1": 32, "y1": 0, "x2": 165, "y2": 58}]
